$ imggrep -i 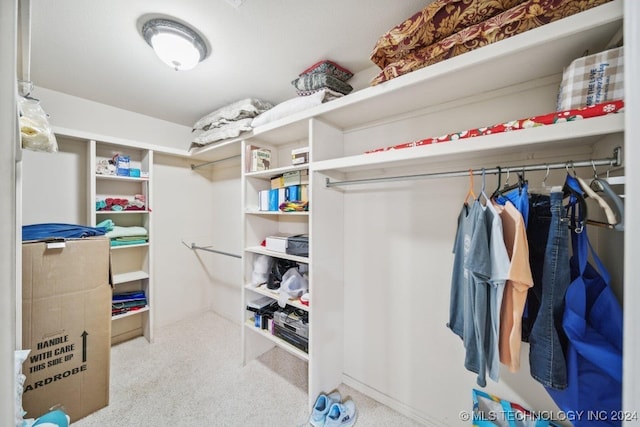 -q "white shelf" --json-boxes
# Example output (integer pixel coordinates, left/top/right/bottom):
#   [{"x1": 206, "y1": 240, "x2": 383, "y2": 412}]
[
  {"x1": 245, "y1": 164, "x2": 309, "y2": 180},
  {"x1": 244, "y1": 321, "x2": 309, "y2": 361},
  {"x1": 313, "y1": 113, "x2": 624, "y2": 174},
  {"x1": 96, "y1": 174, "x2": 149, "y2": 182},
  {"x1": 245, "y1": 284, "x2": 309, "y2": 312},
  {"x1": 111, "y1": 270, "x2": 149, "y2": 285},
  {"x1": 245, "y1": 246, "x2": 309, "y2": 264},
  {"x1": 110, "y1": 243, "x2": 149, "y2": 250},
  {"x1": 245, "y1": 210, "x2": 309, "y2": 216},
  {"x1": 97, "y1": 210, "x2": 150, "y2": 214},
  {"x1": 187, "y1": 133, "x2": 244, "y2": 162},
  {"x1": 112, "y1": 305, "x2": 150, "y2": 320}
]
